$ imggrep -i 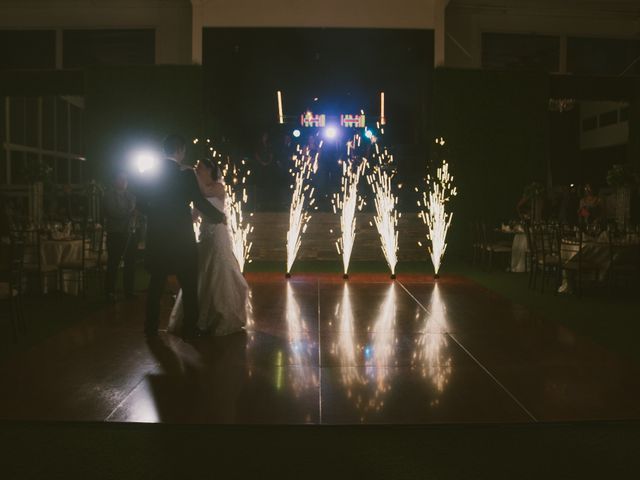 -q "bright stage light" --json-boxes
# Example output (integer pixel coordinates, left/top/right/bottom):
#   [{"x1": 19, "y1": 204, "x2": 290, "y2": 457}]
[
  {"x1": 293, "y1": 129, "x2": 301, "y2": 138},
  {"x1": 134, "y1": 151, "x2": 158, "y2": 174},
  {"x1": 364, "y1": 129, "x2": 373, "y2": 139},
  {"x1": 324, "y1": 126, "x2": 338, "y2": 139}
]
